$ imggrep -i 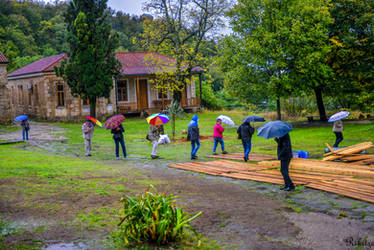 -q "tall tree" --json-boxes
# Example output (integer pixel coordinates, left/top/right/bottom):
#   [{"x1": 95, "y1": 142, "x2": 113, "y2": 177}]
[
  {"x1": 220, "y1": 0, "x2": 333, "y2": 121},
  {"x1": 219, "y1": 0, "x2": 295, "y2": 120},
  {"x1": 141, "y1": 0, "x2": 228, "y2": 103},
  {"x1": 140, "y1": 0, "x2": 228, "y2": 137},
  {"x1": 327, "y1": 0, "x2": 374, "y2": 110},
  {"x1": 55, "y1": 0, "x2": 121, "y2": 117}
]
